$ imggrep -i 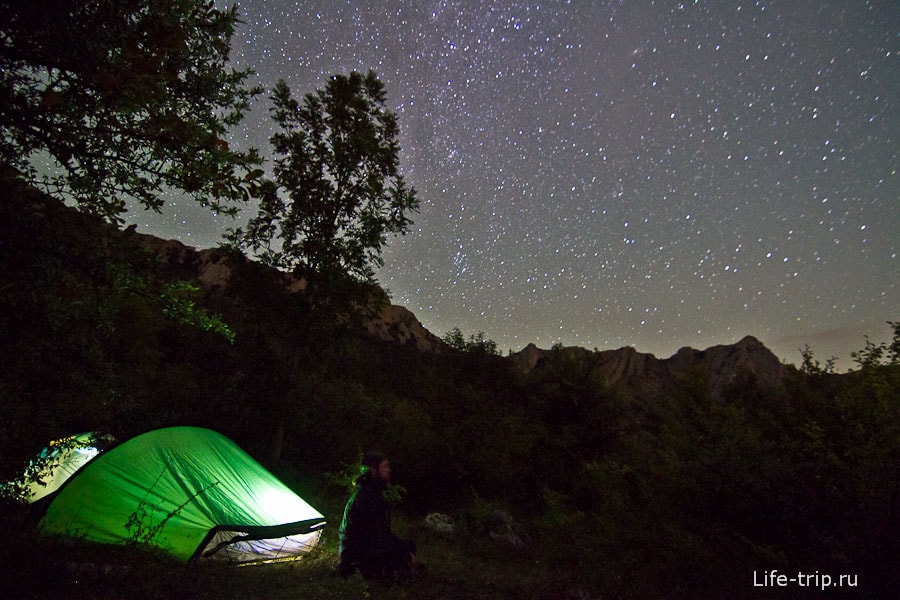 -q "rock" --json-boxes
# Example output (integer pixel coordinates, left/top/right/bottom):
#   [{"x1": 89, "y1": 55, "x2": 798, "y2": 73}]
[
  {"x1": 64, "y1": 562, "x2": 131, "y2": 583},
  {"x1": 131, "y1": 232, "x2": 789, "y2": 382},
  {"x1": 423, "y1": 512, "x2": 456, "y2": 534},
  {"x1": 488, "y1": 509, "x2": 531, "y2": 549},
  {"x1": 366, "y1": 304, "x2": 448, "y2": 353},
  {"x1": 133, "y1": 232, "x2": 448, "y2": 353},
  {"x1": 509, "y1": 342, "x2": 544, "y2": 371},
  {"x1": 509, "y1": 335, "x2": 786, "y2": 401}
]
